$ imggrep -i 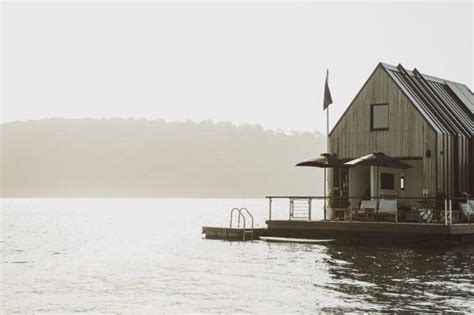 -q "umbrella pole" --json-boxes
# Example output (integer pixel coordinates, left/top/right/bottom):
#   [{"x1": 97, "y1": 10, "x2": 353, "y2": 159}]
[{"x1": 377, "y1": 166, "x2": 379, "y2": 210}]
